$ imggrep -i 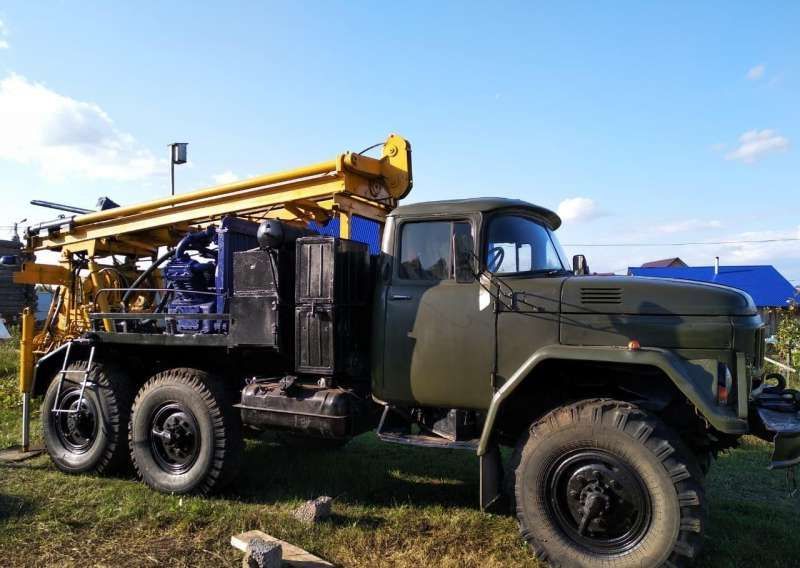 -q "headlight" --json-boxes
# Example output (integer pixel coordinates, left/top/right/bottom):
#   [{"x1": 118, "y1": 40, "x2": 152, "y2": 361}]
[{"x1": 717, "y1": 363, "x2": 733, "y2": 405}]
